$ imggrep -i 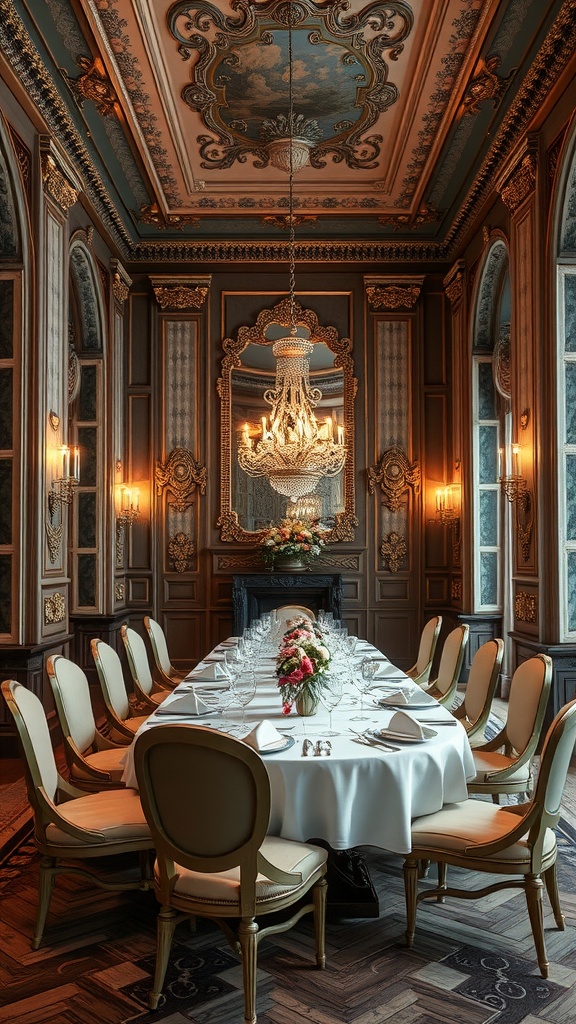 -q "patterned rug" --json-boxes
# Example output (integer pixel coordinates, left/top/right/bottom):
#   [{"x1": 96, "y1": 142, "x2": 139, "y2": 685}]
[{"x1": 0, "y1": 820, "x2": 575, "y2": 1024}]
